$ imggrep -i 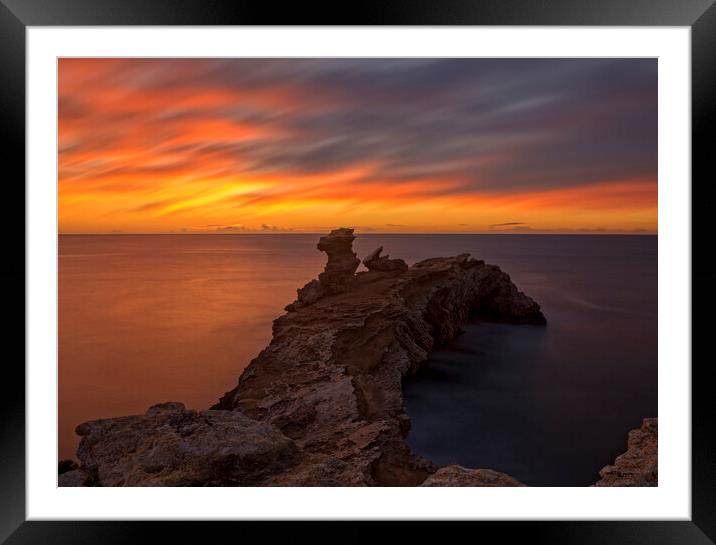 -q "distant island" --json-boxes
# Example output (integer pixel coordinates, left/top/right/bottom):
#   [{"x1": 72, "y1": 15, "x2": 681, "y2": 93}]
[{"x1": 59, "y1": 229, "x2": 656, "y2": 487}]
